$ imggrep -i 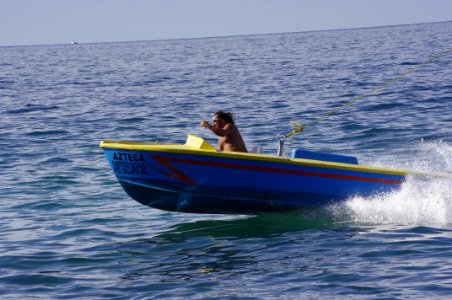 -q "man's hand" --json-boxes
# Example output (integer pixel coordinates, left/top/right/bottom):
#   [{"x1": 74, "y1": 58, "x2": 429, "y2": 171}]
[{"x1": 200, "y1": 120, "x2": 210, "y2": 128}]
